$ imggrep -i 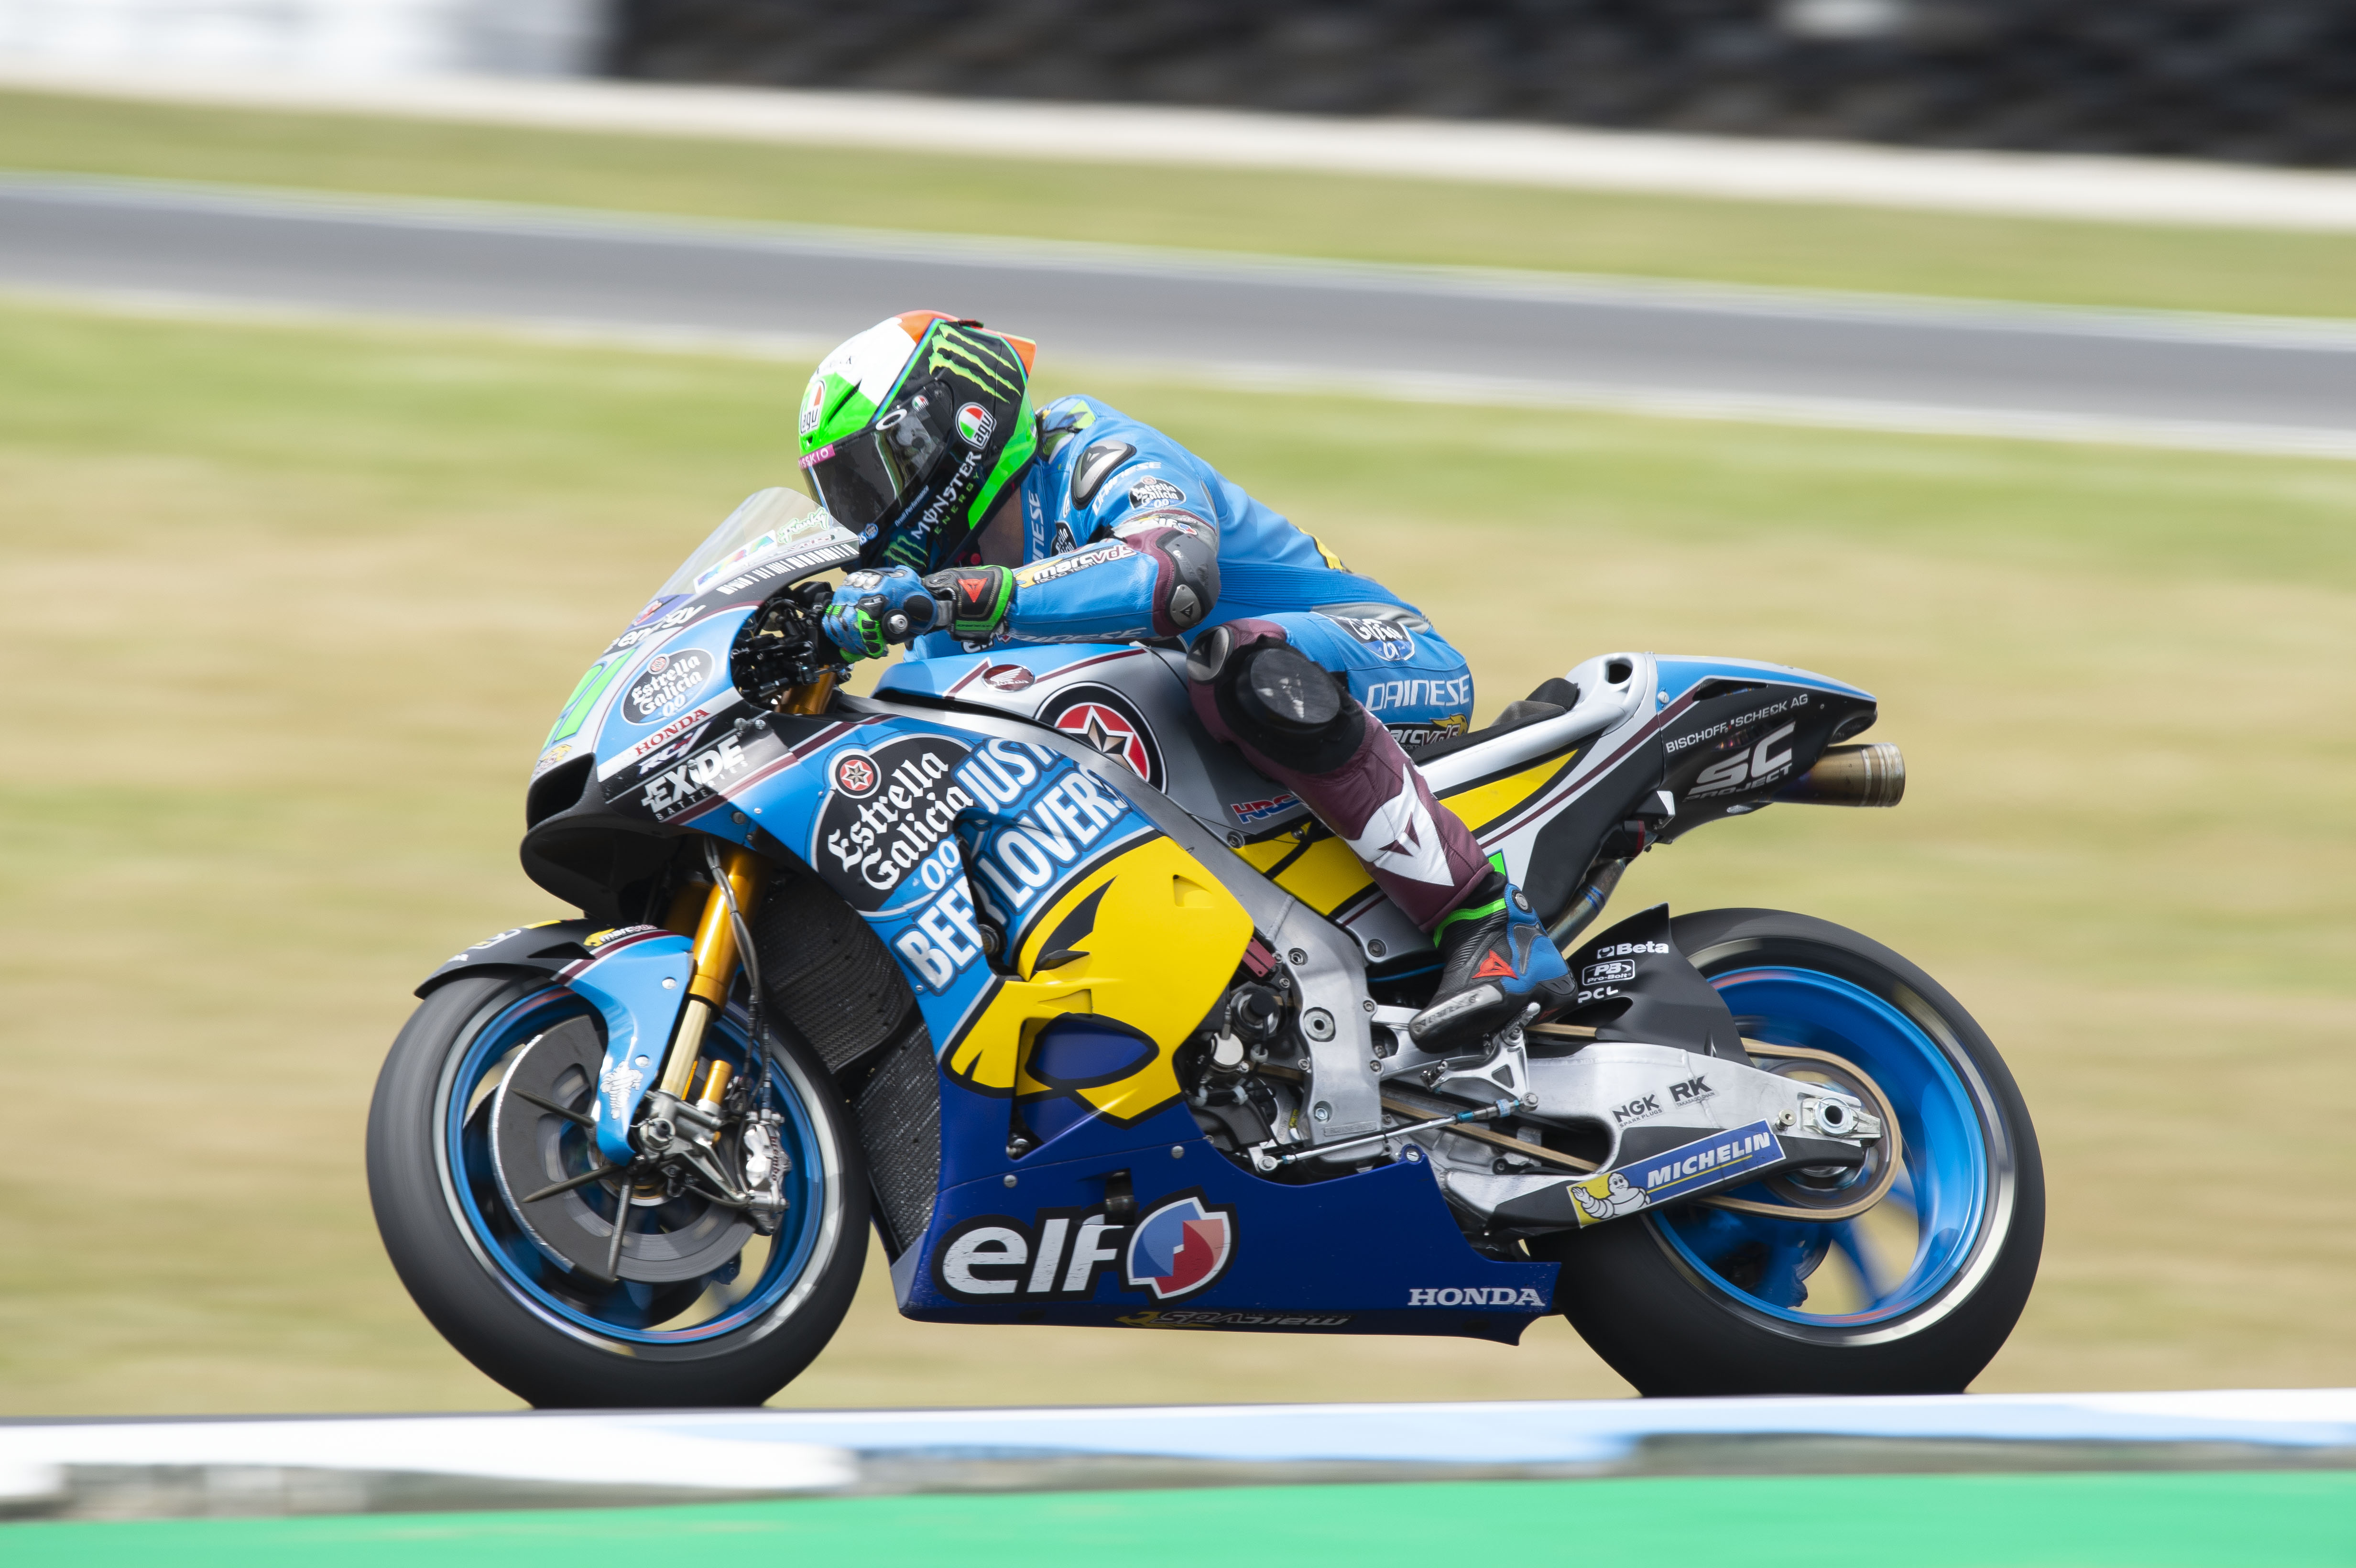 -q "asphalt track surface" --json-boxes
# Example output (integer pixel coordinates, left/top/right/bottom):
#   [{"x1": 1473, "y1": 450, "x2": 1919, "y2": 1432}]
[{"x1": 7, "y1": 174, "x2": 2356, "y2": 455}]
